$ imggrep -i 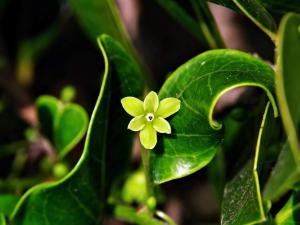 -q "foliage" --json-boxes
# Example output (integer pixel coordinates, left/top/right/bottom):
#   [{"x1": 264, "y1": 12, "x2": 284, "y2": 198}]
[{"x1": 0, "y1": 0, "x2": 300, "y2": 225}]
